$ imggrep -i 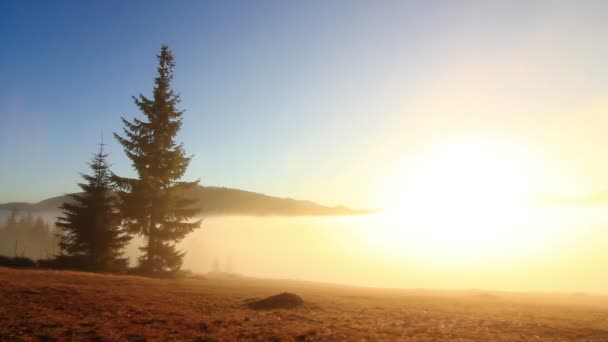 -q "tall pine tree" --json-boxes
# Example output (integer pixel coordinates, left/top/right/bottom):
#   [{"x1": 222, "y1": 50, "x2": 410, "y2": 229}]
[
  {"x1": 114, "y1": 45, "x2": 201, "y2": 276},
  {"x1": 56, "y1": 141, "x2": 130, "y2": 272}
]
